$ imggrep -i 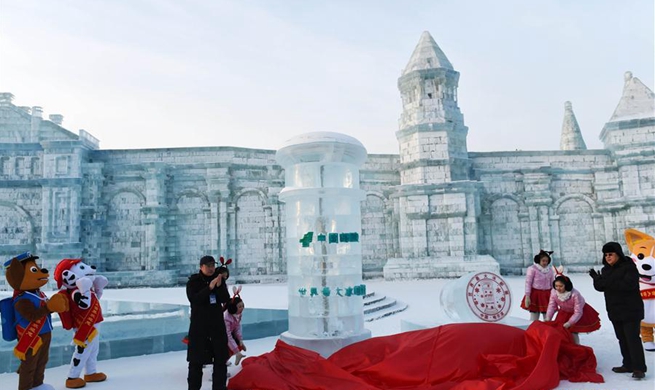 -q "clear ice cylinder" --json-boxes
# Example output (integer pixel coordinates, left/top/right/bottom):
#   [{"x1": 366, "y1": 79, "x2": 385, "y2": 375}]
[{"x1": 276, "y1": 132, "x2": 368, "y2": 339}]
